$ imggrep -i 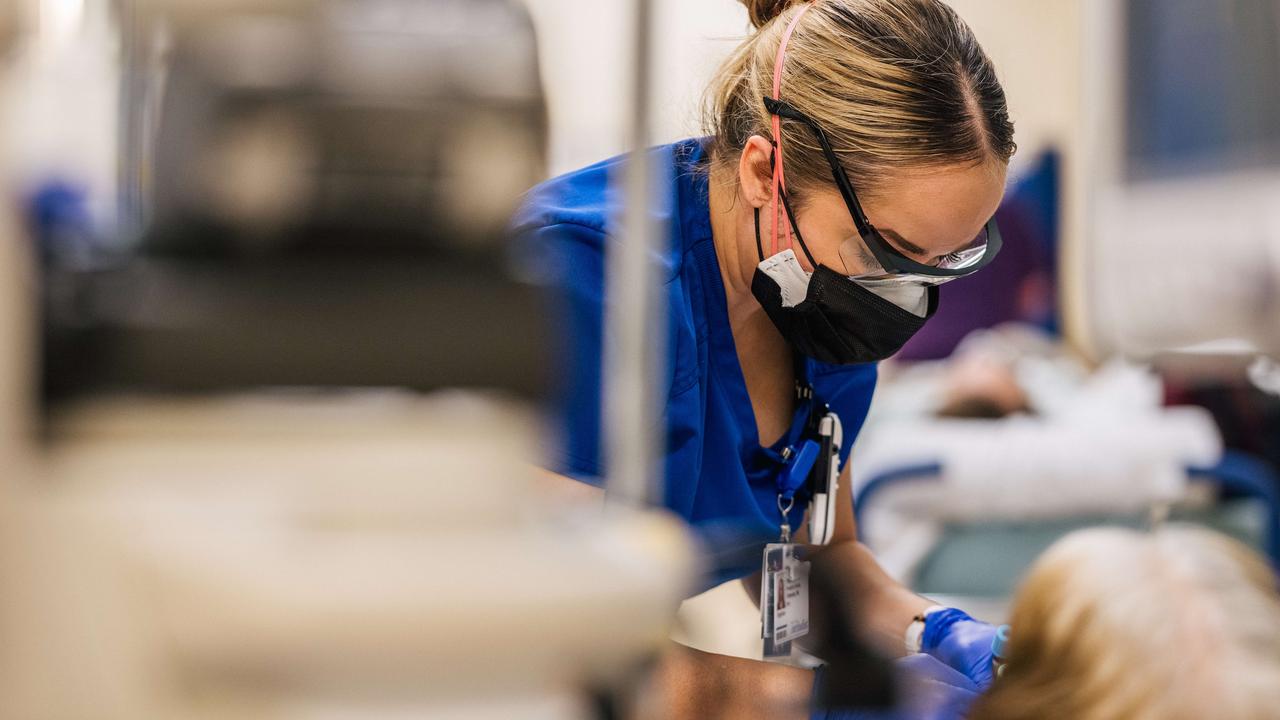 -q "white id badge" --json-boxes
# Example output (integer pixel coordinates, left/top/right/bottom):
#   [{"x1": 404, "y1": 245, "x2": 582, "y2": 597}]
[
  {"x1": 761, "y1": 543, "x2": 810, "y2": 657},
  {"x1": 761, "y1": 544, "x2": 787, "y2": 657}
]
